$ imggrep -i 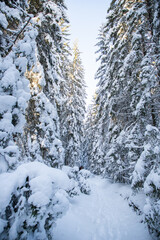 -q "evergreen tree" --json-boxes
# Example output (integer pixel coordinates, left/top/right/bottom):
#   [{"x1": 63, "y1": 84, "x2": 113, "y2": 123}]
[
  {"x1": 84, "y1": 94, "x2": 105, "y2": 174},
  {"x1": 22, "y1": 0, "x2": 69, "y2": 167},
  {"x1": 83, "y1": 99, "x2": 97, "y2": 171},
  {"x1": 0, "y1": 0, "x2": 37, "y2": 172},
  {"x1": 61, "y1": 41, "x2": 86, "y2": 167}
]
